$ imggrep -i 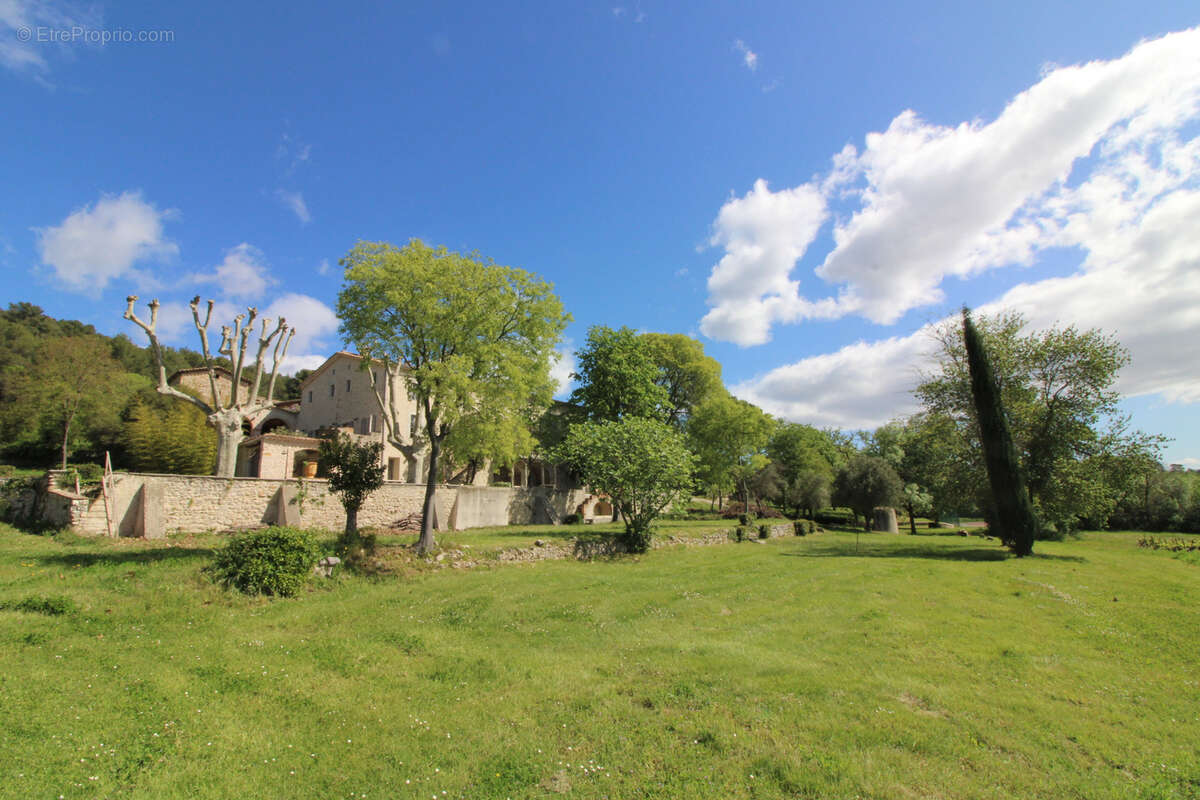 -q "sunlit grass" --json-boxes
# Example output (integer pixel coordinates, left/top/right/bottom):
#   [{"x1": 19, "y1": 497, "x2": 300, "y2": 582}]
[{"x1": 1, "y1": 525, "x2": 1197, "y2": 798}]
